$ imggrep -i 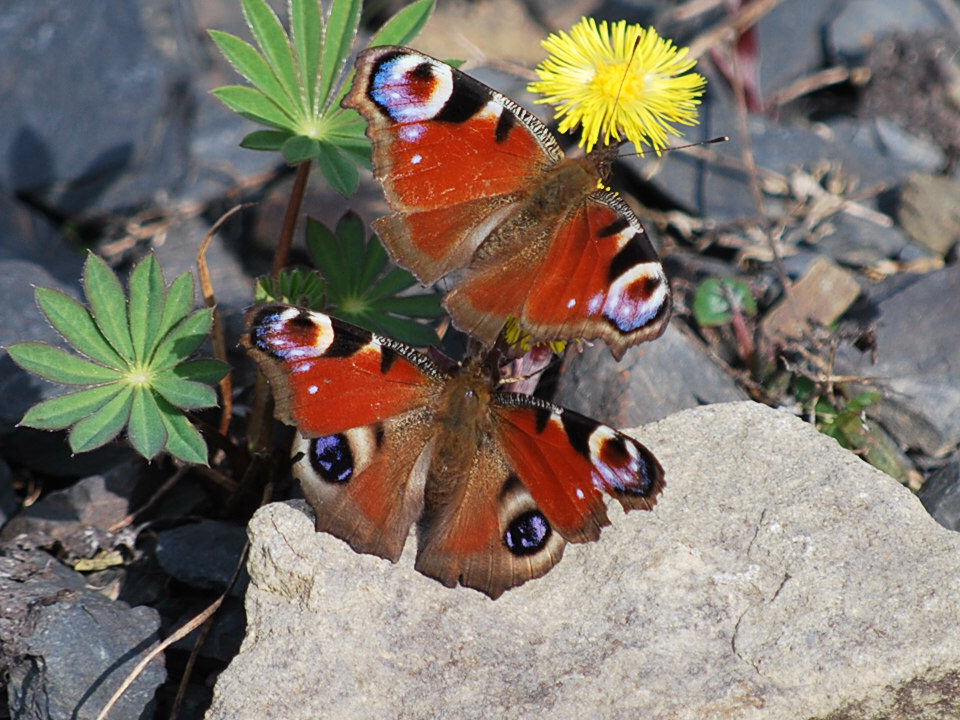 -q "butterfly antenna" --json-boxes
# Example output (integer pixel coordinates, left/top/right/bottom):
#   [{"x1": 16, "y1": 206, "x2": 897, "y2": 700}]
[{"x1": 604, "y1": 37, "x2": 643, "y2": 145}]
